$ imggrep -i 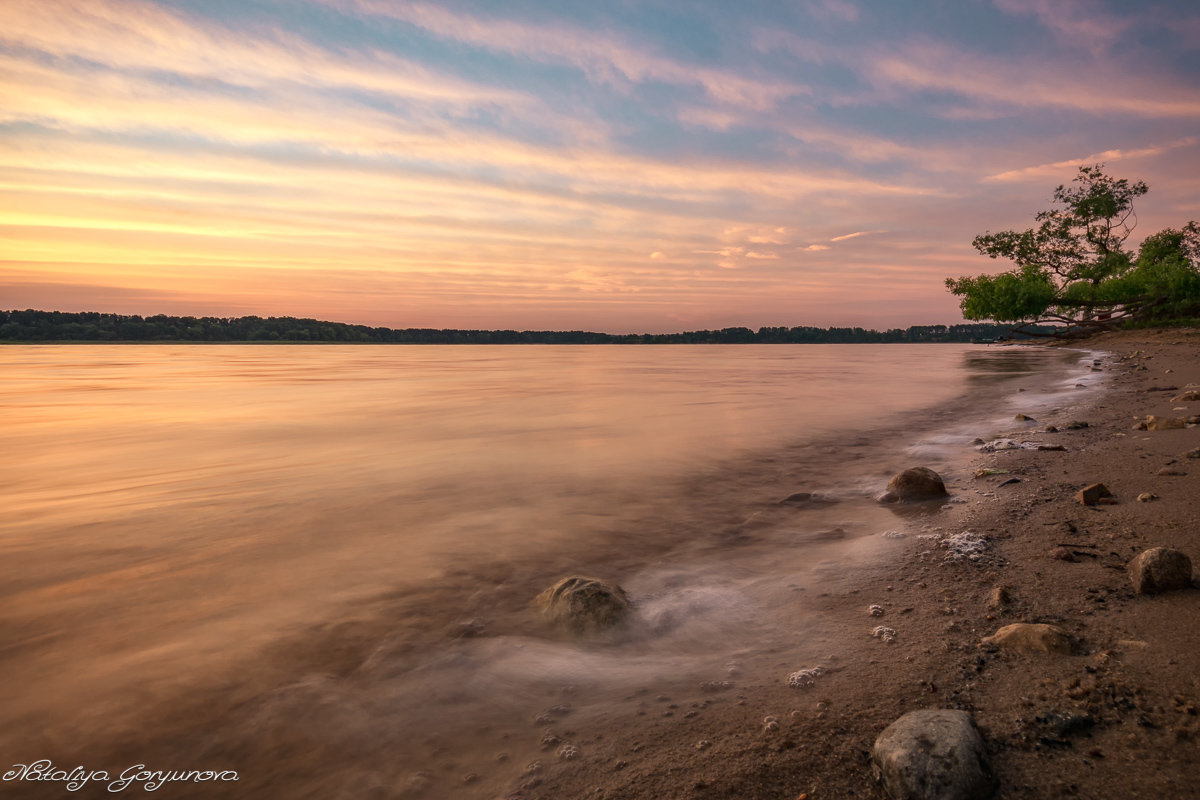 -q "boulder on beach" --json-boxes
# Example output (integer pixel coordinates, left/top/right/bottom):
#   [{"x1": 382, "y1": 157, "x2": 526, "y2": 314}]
[
  {"x1": 871, "y1": 709, "x2": 995, "y2": 800},
  {"x1": 878, "y1": 467, "x2": 949, "y2": 504},
  {"x1": 981, "y1": 623, "x2": 1072, "y2": 654},
  {"x1": 1128, "y1": 548, "x2": 1193, "y2": 595},
  {"x1": 536, "y1": 576, "x2": 631, "y2": 633}
]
